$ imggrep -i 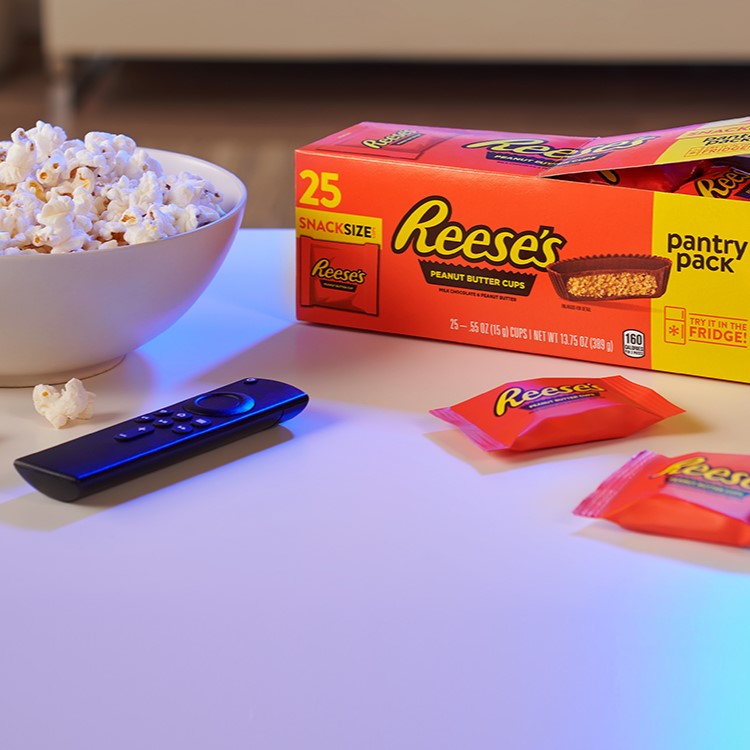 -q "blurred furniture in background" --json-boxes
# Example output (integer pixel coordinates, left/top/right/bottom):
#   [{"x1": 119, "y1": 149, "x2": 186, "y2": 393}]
[
  {"x1": 0, "y1": 0, "x2": 19, "y2": 76},
  {"x1": 40, "y1": 0, "x2": 750, "y2": 127}
]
